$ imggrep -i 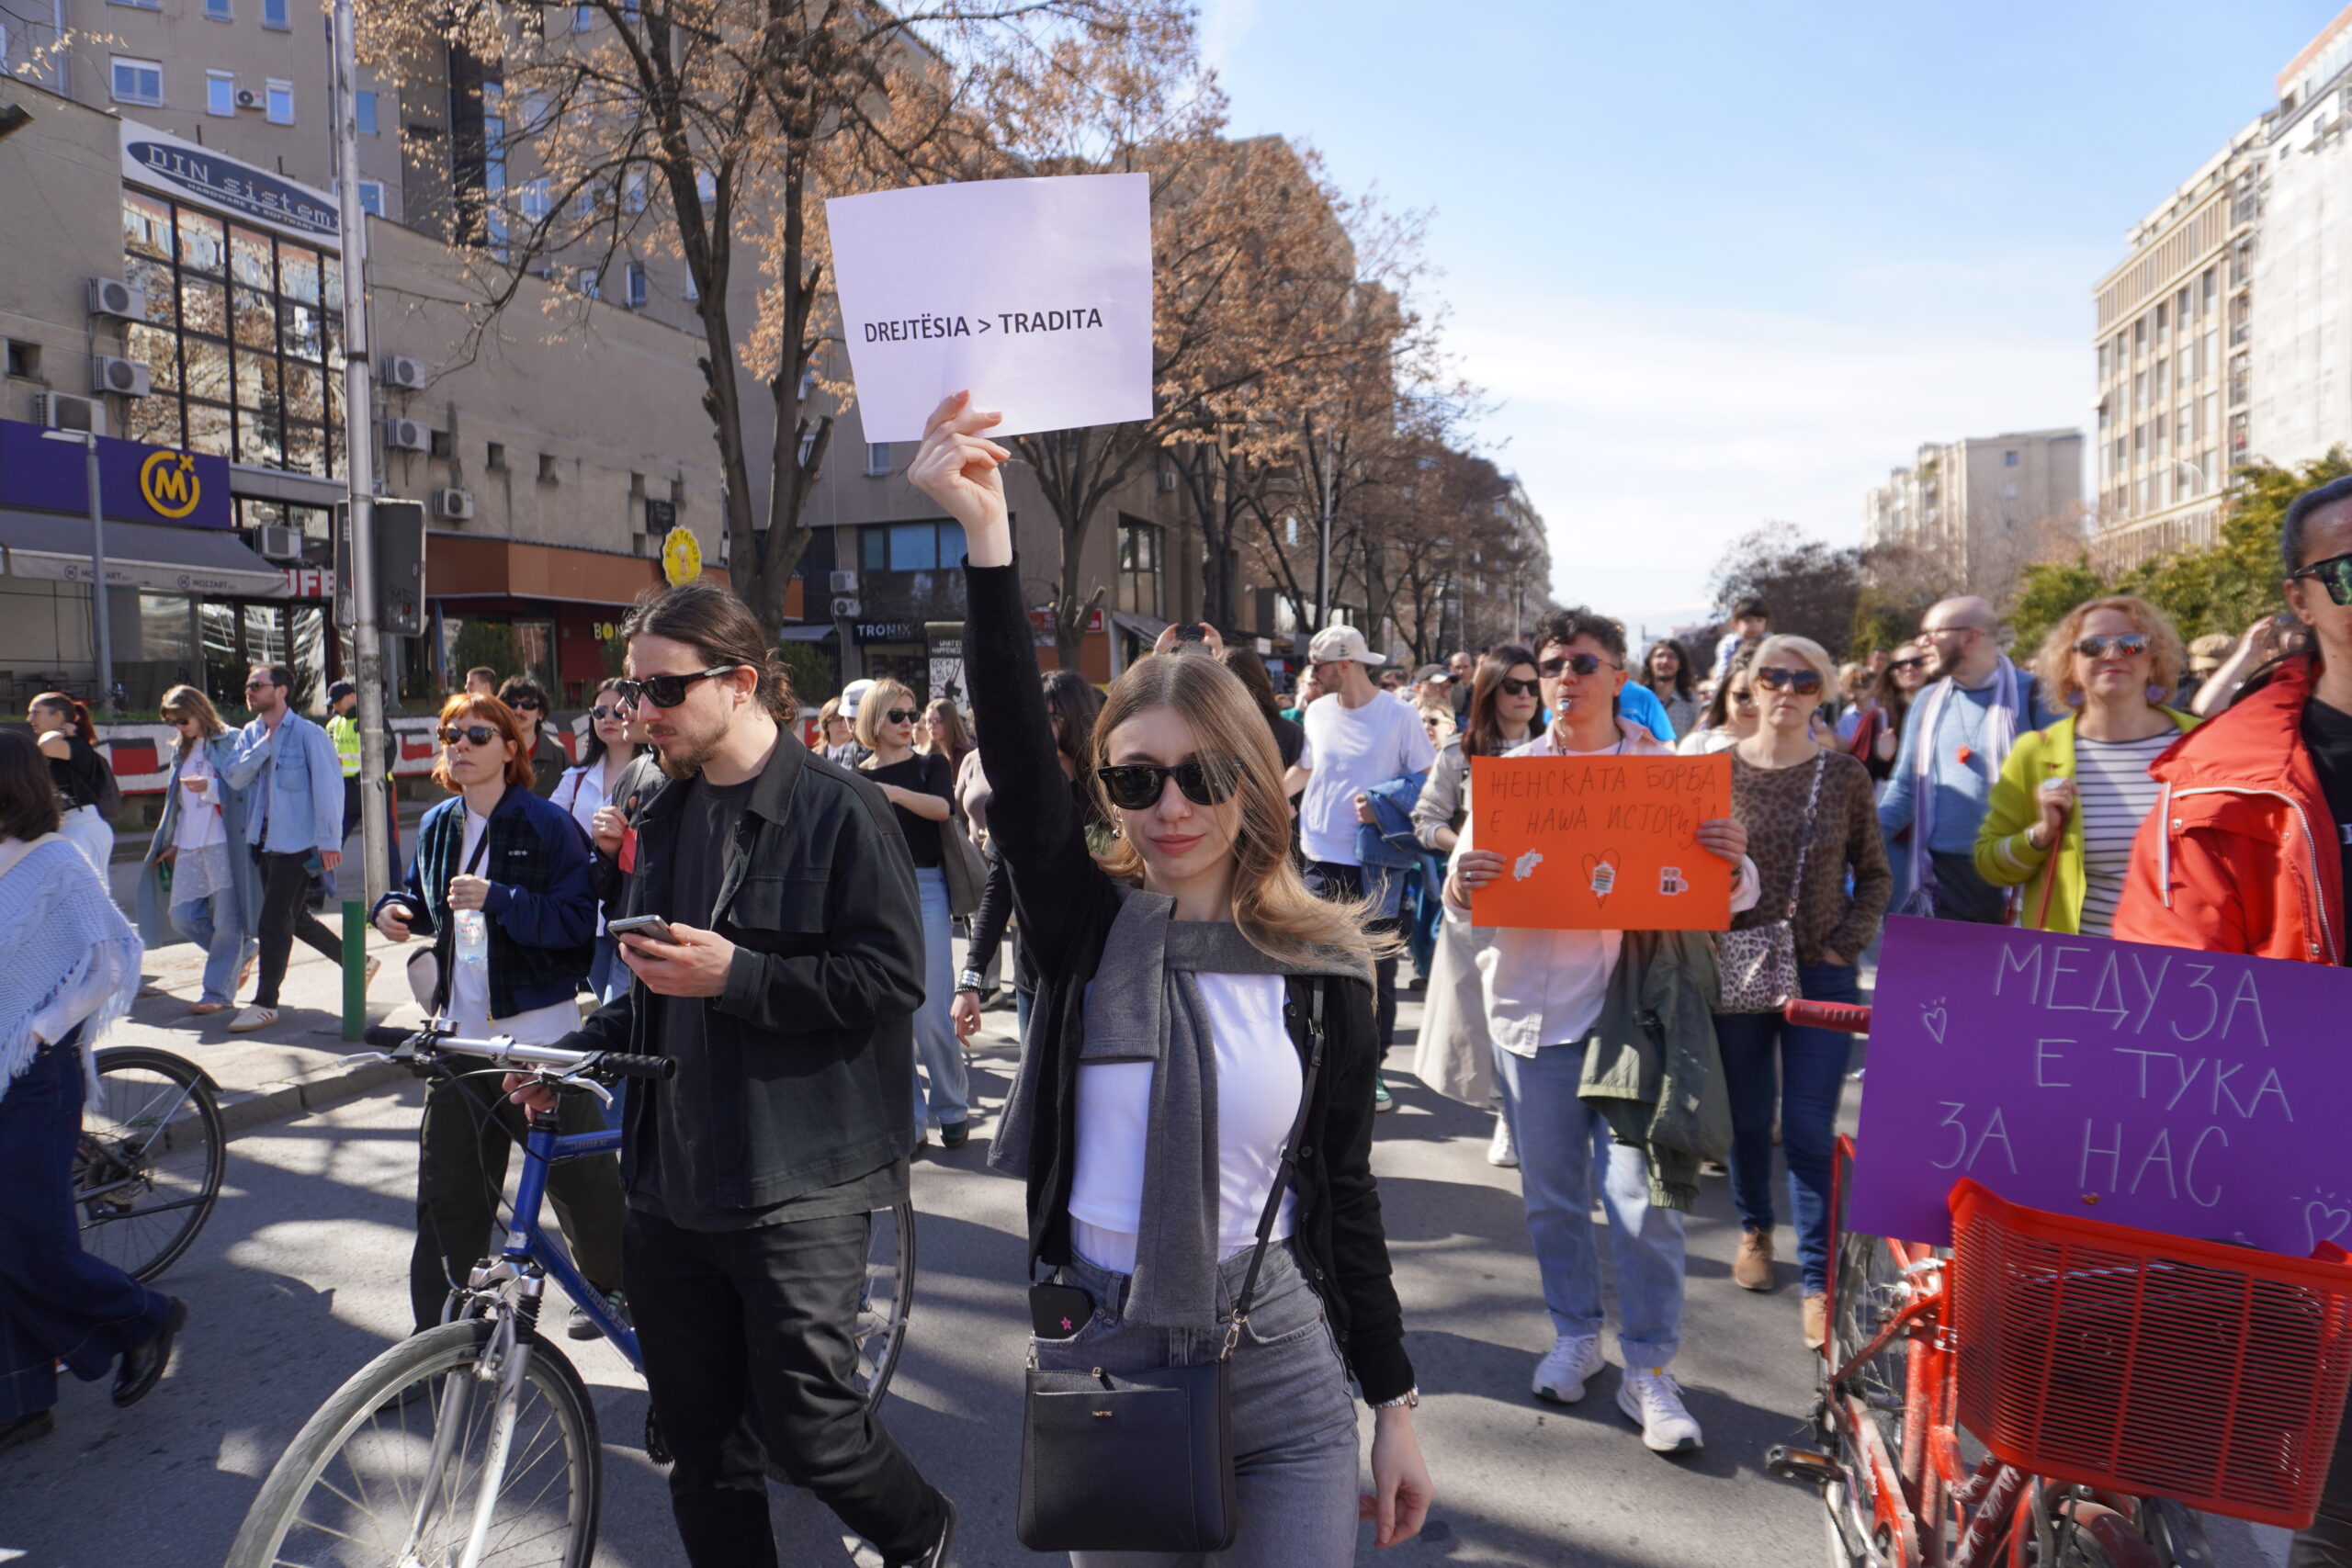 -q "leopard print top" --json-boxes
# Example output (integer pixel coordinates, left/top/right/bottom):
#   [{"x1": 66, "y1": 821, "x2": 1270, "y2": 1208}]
[{"x1": 1727, "y1": 749, "x2": 1892, "y2": 964}]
